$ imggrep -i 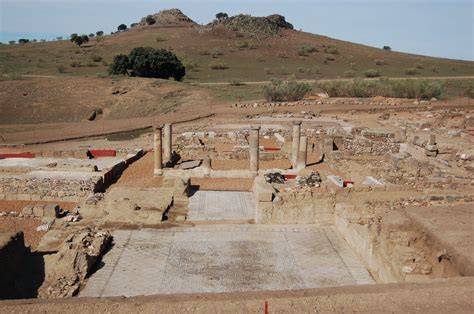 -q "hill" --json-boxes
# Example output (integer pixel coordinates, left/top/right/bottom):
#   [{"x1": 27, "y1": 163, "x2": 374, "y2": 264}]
[{"x1": 0, "y1": 10, "x2": 473, "y2": 83}]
